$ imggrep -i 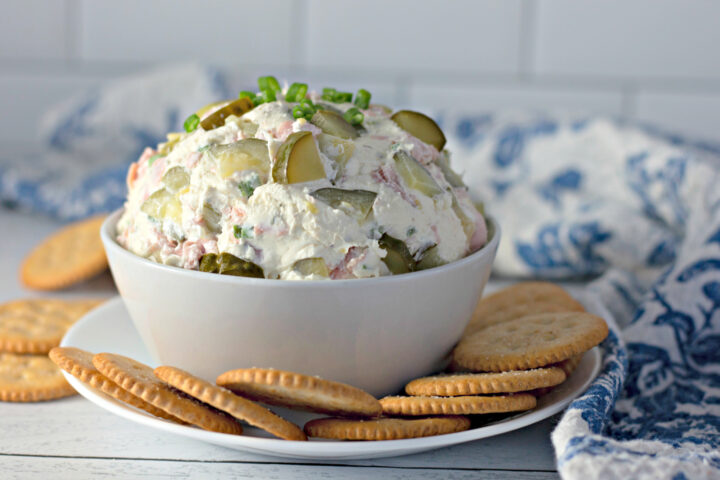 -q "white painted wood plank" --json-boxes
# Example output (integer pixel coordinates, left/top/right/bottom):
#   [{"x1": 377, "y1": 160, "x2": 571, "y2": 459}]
[
  {"x1": 0, "y1": 396, "x2": 557, "y2": 470},
  {"x1": 2, "y1": 456, "x2": 559, "y2": 480}
]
